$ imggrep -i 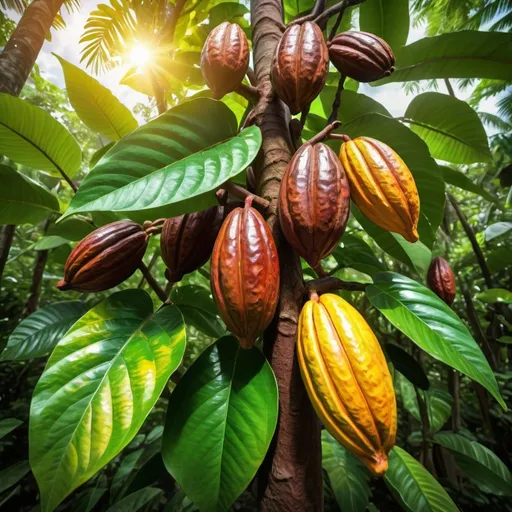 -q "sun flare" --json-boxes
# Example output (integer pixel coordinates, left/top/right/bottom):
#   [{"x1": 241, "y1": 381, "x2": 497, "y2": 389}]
[{"x1": 127, "y1": 42, "x2": 152, "y2": 68}]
